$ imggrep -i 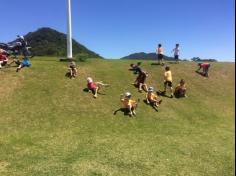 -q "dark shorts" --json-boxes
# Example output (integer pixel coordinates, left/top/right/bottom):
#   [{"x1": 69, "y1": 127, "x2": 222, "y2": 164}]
[
  {"x1": 158, "y1": 54, "x2": 163, "y2": 60},
  {"x1": 89, "y1": 88, "x2": 96, "y2": 95},
  {"x1": 174, "y1": 55, "x2": 179, "y2": 60},
  {"x1": 164, "y1": 81, "x2": 172, "y2": 87}
]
